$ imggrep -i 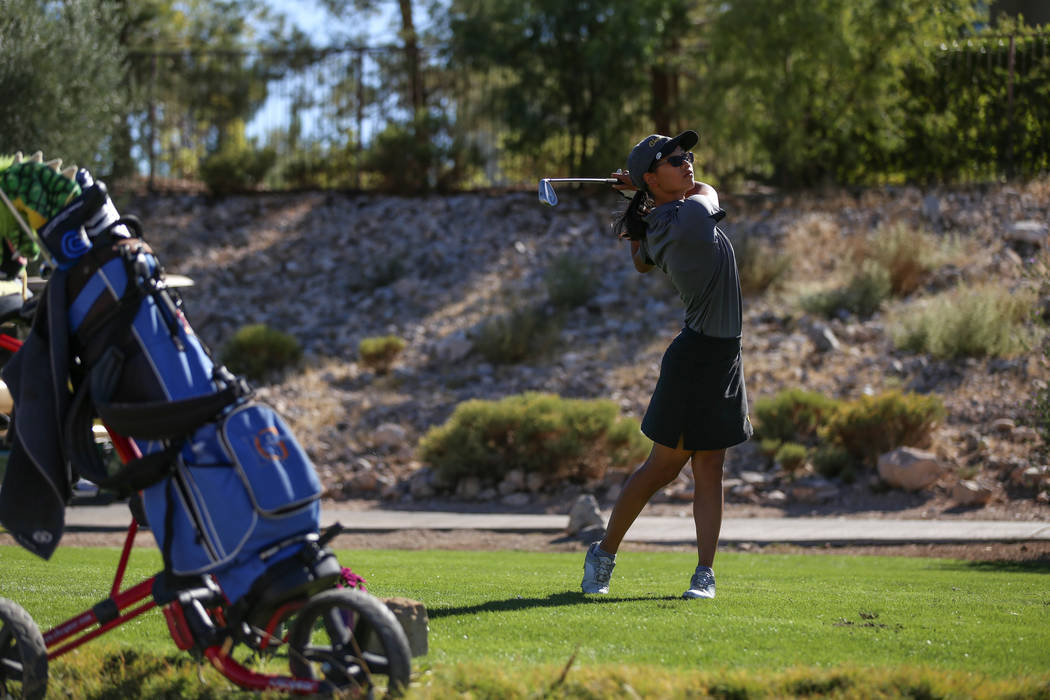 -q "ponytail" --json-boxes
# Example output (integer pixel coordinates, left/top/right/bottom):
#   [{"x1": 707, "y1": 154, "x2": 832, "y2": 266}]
[{"x1": 614, "y1": 190, "x2": 653, "y2": 241}]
